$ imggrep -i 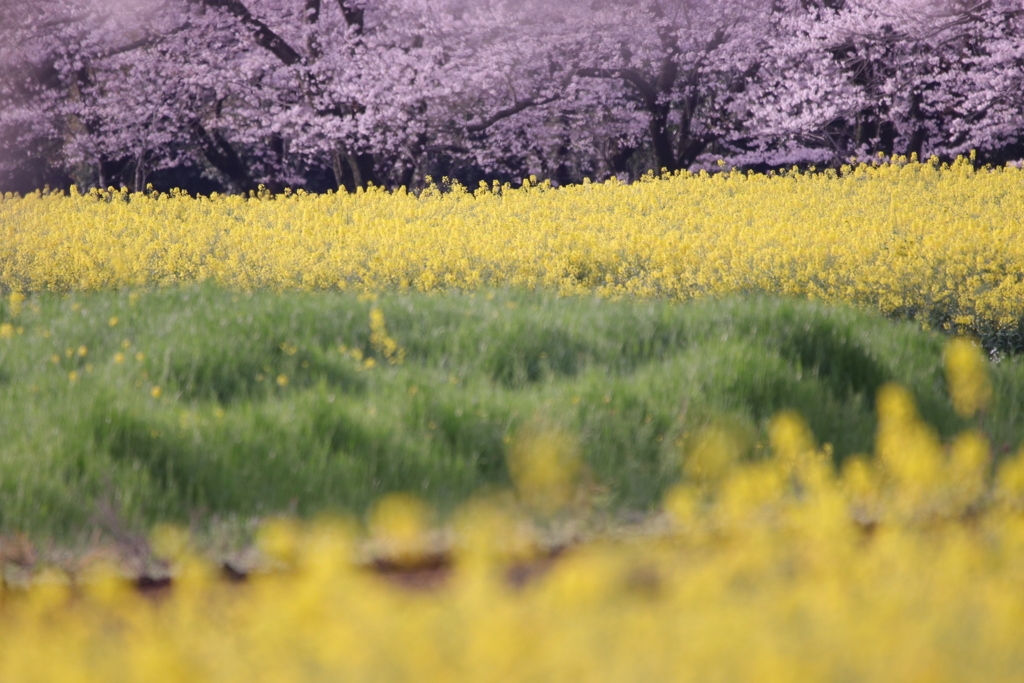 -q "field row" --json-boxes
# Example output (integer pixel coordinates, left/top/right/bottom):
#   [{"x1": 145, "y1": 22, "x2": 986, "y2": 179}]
[
  {"x1": 1, "y1": 288, "x2": 1023, "y2": 538},
  {"x1": 3, "y1": 158, "x2": 1023, "y2": 351},
  {"x1": 2, "y1": 415, "x2": 1024, "y2": 682}
]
